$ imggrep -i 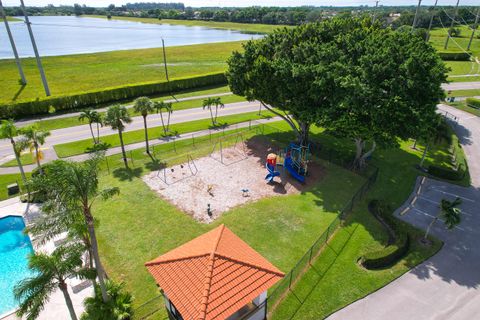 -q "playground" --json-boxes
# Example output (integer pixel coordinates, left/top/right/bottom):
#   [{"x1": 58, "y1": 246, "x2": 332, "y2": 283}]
[{"x1": 143, "y1": 137, "x2": 323, "y2": 222}]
